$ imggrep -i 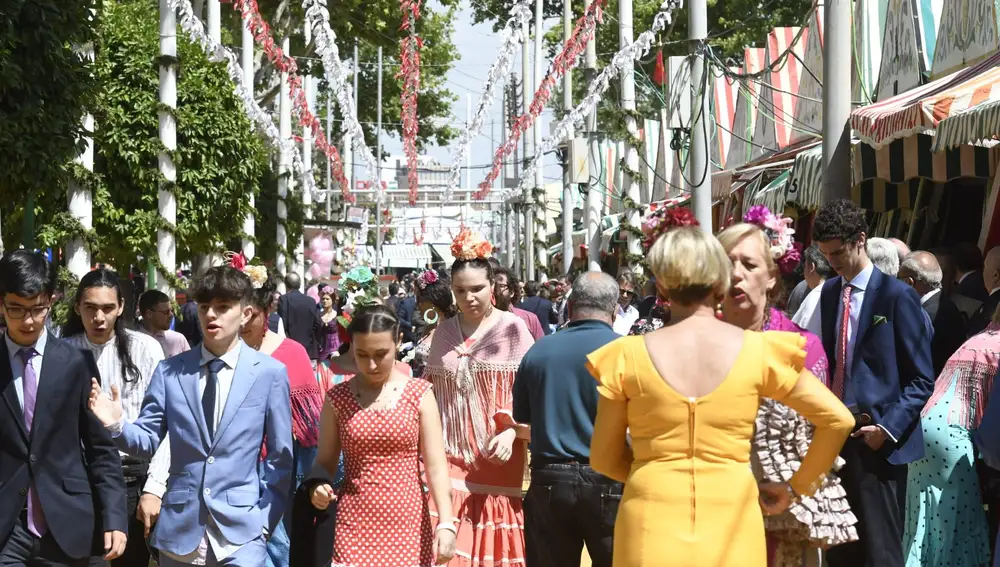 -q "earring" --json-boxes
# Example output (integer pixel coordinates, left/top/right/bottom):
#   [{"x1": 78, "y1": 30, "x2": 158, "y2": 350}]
[
  {"x1": 715, "y1": 302, "x2": 724, "y2": 320},
  {"x1": 423, "y1": 308, "x2": 439, "y2": 325}
]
